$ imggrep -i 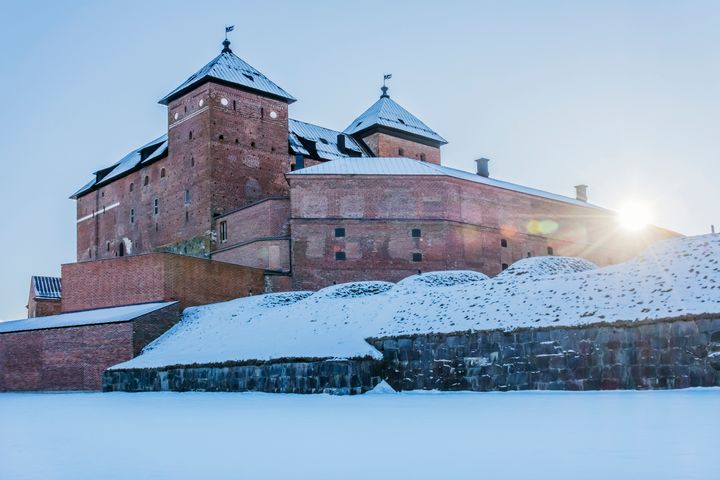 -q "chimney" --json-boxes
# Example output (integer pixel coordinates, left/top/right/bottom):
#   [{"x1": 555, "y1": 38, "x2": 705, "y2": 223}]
[
  {"x1": 475, "y1": 158, "x2": 490, "y2": 178},
  {"x1": 575, "y1": 184, "x2": 588, "y2": 202},
  {"x1": 337, "y1": 134, "x2": 347, "y2": 154}
]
